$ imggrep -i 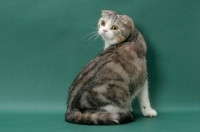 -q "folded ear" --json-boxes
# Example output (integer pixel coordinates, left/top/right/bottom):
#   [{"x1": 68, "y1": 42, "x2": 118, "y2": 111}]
[
  {"x1": 101, "y1": 10, "x2": 116, "y2": 16},
  {"x1": 120, "y1": 15, "x2": 134, "y2": 28}
]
